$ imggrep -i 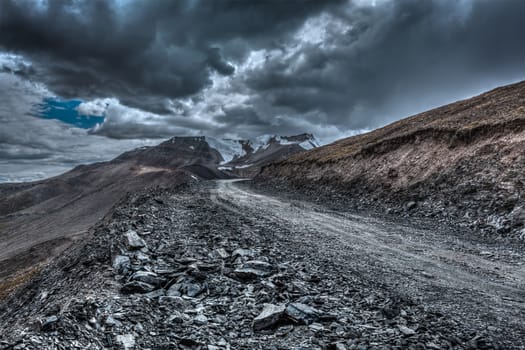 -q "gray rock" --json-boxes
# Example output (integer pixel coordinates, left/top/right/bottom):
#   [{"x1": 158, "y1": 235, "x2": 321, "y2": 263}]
[
  {"x1": 115, "y1": 334, "x2": 135, "y2": 350},
  {"x1": 253, "y1": 304, "x2": 286, "y2": 331},
  {"x1": 41, "y1": 315, "x2": 59, "y2": 332},
  {"x1": 234, "y1": 260, "x2": 274, "y2": 280},
  {"x1": 168, "y1": 281, "x2": 204, "y2": 298},
  {"x1": 113, "y1": 255, "x2": 131, "y2": 275},
  {"x1": 183, "y1": 282, "x2": 204, "y2": 298},
  {"x1": 232, "y1": 248, "x2": 255, "y2": 258},
  {"x1": 143, "y1": 288, "x2": 166, "y2": 299},
  {"x1": 166, "y1": 284, "x2": 182, "y2": 297},
  {"x1": 285, "y1": 302, "x2": 320, "y2": 325},
  {"x1": 510, "y1": 206, "x2": 525, "y2": 226},
  {"x1": 193, "y1": 314, "x2": 208, "y2": 325},
  {"x1": 399, "y1": 325, "x2": 416, "y2": 336},
  {"x1": 406, "y1": 201, "x2": 417, "y2": 210},
  {"x1": 125, "y1": 230, "x2": 147, "y2": 250},
  {"x1": 167, "y1": 311, "x2": 187, "y2": 324},
  {"x1": 126, "y1": 230, "x2": 146, "y2": 250},
  {"x1": 130, "y1": 271, "x2": 165, "y2": 287},
  {"x1": 334, "y1": 343, "x2": 347, "y2": 350},
  {"x1": 121, "y1": 281, "x2": 156, "y2": 294},
  {"x1": 244, "y1": 260, "x2": 273, "y2": 273},
  {"x1": 233, "y1": 267, "x2": 268, "y2": 280},
  {"x1": 308, "y1": 322, "x2": 324, "y2": 332},
  {"x1": 176, "y1": 257, "x2": 198, "y2": 265},
  {"x1": 105, "y1": 315, "x2": 122, "y2": 328},
  {"x1": 215, "y1": 248, "x2": 230, "y2": 259}
]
